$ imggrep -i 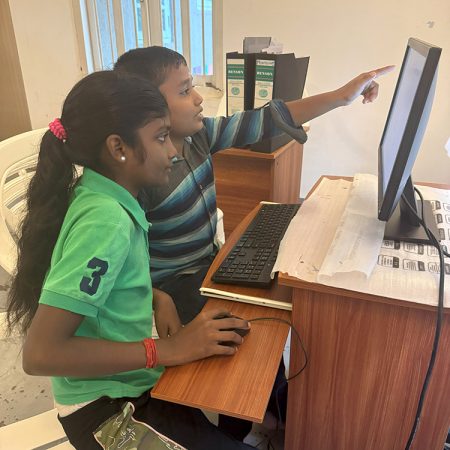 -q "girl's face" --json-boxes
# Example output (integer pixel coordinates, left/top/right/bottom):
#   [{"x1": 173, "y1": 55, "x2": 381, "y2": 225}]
[{"x1": 124, "y1": 116, "x2": 177, "y2": 192}]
